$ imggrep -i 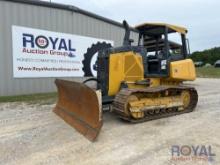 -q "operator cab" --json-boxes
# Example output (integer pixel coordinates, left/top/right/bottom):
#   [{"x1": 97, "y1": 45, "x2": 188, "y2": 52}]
[{"x1": 136, "y1": 23, "x2": 190, "y2": 77}]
